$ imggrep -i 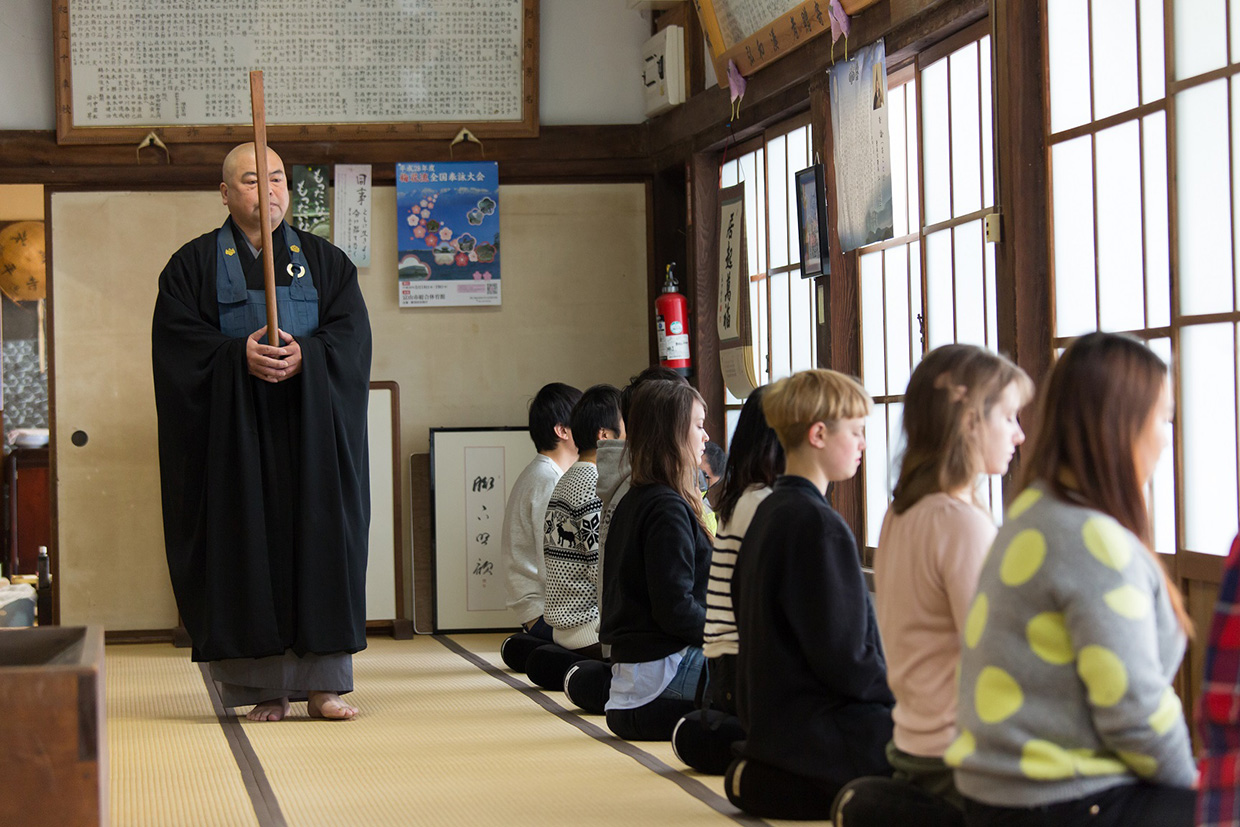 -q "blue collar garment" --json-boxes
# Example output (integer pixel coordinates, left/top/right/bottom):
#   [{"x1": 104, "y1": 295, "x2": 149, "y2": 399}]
[{"x1": 215, "y1": 220, "x2": 318, "y2": 342}]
